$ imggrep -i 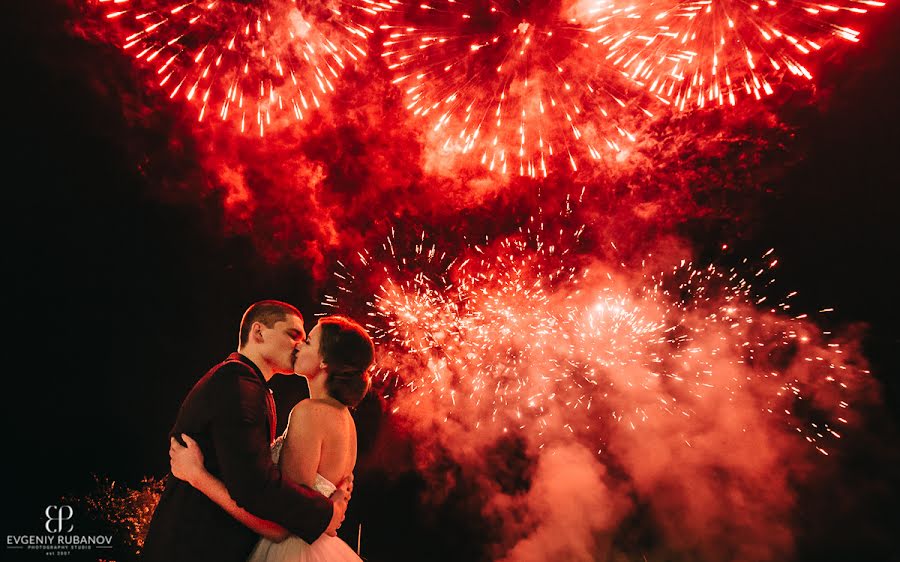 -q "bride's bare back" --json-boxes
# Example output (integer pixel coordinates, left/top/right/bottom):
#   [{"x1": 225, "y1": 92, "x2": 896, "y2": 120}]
[{"x1": 279, "y1": 398, "x2": 357, "y2": 489}]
